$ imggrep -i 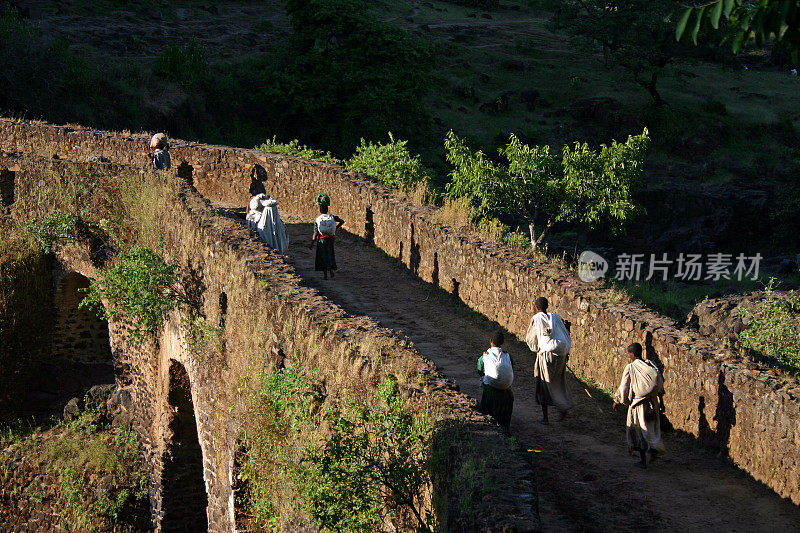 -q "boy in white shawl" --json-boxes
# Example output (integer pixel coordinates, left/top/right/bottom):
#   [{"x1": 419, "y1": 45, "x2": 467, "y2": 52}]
[
  {"x1": 613, "y1": 342, "x2": 665, "y2": 468},
  {"x1": 526, "y1": 296, "x2": 573, "y2": 425},
  {"x1": 477, "y1": 331, "x2": 514, "y2": 430}
]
